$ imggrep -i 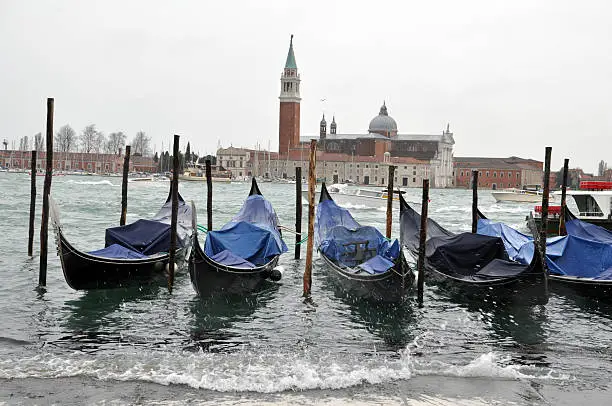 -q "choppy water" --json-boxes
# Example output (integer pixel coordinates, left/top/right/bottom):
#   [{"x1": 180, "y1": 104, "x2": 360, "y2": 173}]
[{"x1": 0, "y1": 173, "x2": 611, "y2": 405}]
